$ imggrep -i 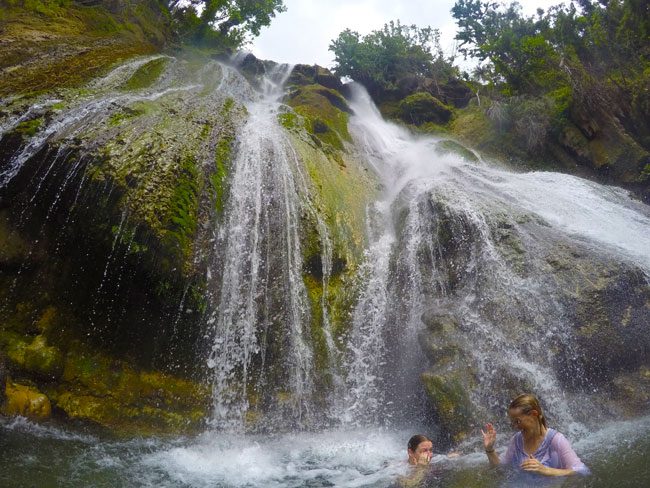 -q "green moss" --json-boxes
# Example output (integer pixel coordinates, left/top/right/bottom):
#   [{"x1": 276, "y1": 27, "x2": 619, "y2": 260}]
[
  {"x1": 278, "y1": 111, "x2": 299, "y2": 130},
  {"x1": 23, "y1": 335, "x2": 64, "y2": 378},
  {"x1": 303, "y1": 274, "x2": 330, "y2": 381},
  {"x1": 166, "y1": 155, "x2": 201, "y2": 265},
  {"x1": 0, "y1": 330, "x2": 30, "y2": 368},
  {"x1": 0, "y1": 3, "x2": 162, "y2": 97},
  {"x1": 16, "y1": 0, "x2": 71, "y2": 17},
  {"x1": 14, "y1": 117, "x2": 43, "y2": 137},
  {"x1": 108, "y1": 107, "x2": 145, "y2": 126},
  {"x1": 51, "y1": 342, "x2": 209, "y2": 435},
  {"x1": 121, "y1": 57, "x2": 168, "y2": 91},
  {"x1": 421, "y1": 372, "x2": 472, "y2": 442},
  {"x1": 286, "y1": 84, "x2": 351, "y2": 151},
  {"x1": 208, "y1": 97, "x2": 236, "y2": 214},
  {"x1": 398, "y1": 92, "x2": 454, "y2": 125}
]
